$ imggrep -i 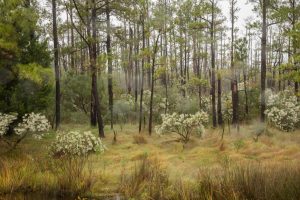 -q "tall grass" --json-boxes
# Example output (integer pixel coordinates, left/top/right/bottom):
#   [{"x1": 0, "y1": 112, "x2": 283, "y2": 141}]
[
  {"x1": 119, "y1": 154, "x2": 169, "y2": 199},
  {"x1": 119, "y1": 156, "x2": 300, "y2": 200},
  {"x1": 0, "y1": 156, "x2": 96, "y2": 196}
]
